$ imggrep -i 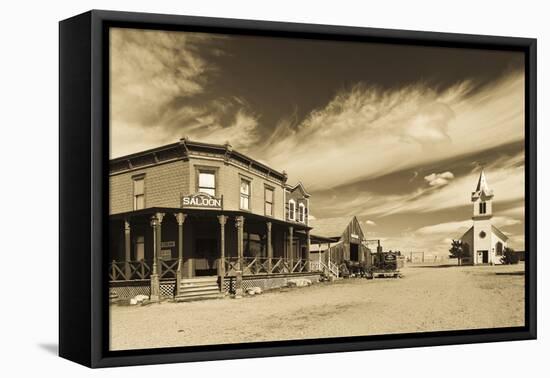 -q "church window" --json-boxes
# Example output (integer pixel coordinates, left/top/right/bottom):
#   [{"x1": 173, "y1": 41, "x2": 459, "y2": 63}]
[
  {"x1": 479, "y1": 231, "x2": 486, "y2": 239},
  {"x1": 479, "y1": 202, "x2": 487, "y2": 214}
]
